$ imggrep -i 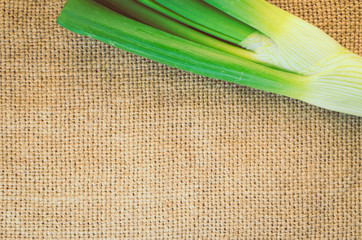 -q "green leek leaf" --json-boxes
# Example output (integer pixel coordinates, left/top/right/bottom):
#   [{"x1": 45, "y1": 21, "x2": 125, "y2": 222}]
[{"x1": 57, "y1": 0, "x2": 362, "y2": 117}]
